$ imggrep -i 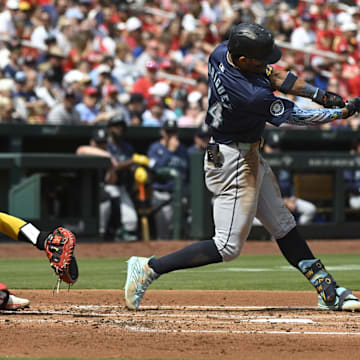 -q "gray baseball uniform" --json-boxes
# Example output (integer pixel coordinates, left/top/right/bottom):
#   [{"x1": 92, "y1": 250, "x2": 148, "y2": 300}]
[
  {"x1": 124, "y1": 22, "x2": 360, "y2": 312},
  {"x1": 205, "y1": 141, "x2": 295, "y2": 261}
]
